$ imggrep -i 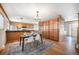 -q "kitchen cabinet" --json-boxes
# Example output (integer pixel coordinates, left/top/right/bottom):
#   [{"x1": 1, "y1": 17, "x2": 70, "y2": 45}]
[{"x1": 39, "y1": 17, "x2": 59, "y2": 41}]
